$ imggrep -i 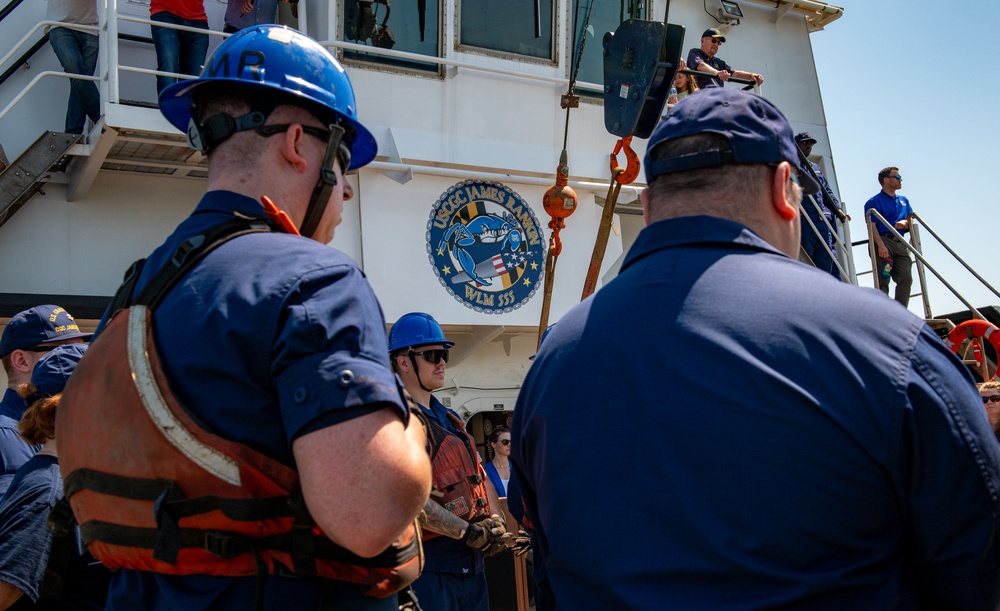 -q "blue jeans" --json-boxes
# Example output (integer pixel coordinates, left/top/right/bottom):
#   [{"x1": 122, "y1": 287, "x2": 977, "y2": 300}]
[
  {"x1": 150, "y1": 11, "x2": 209, "y2": 94},
  {"x1": 48, "y1": 27, "x2": 100, "y2": 134}
]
